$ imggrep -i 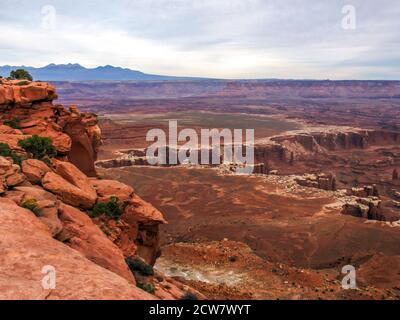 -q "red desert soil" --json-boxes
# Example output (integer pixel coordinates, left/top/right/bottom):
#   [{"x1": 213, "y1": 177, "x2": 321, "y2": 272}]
[
  {"x1": 155, "y1": 241, "x2": 399, "y2": 300},
  {"x1": 100, "y1": 167, "x2": 400, "y2": 268}
]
